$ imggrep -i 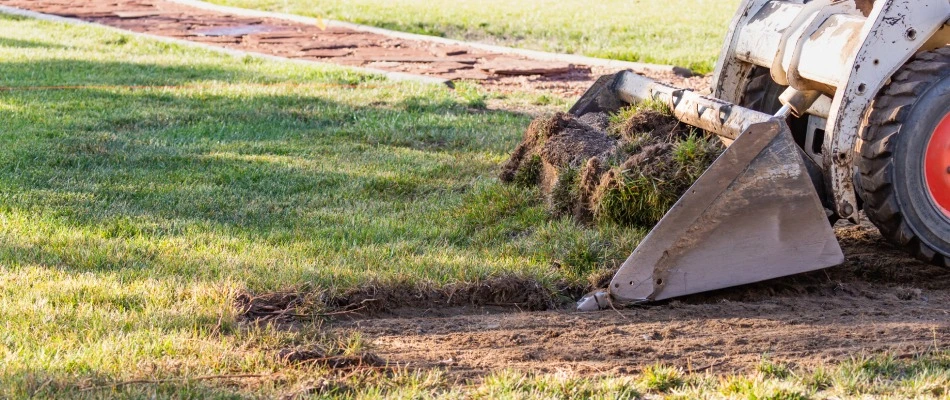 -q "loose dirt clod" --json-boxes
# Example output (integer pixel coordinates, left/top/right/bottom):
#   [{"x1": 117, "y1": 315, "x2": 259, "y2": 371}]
[
  {"x1": 278, "y1": 347, "x2": 384, "y2": 369},
  {"x1": 235, "y1": 276, "x2": 561, "y2": 324},
  {"x1": 330, "y1": 276, "x2": 556, "y2": 313},
  {"x1": 235, "y1": 291, "x2": 310, "y2": 324},
  {"x1": 500, "y1": 101, "x2": 724, "y2": 227}
]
